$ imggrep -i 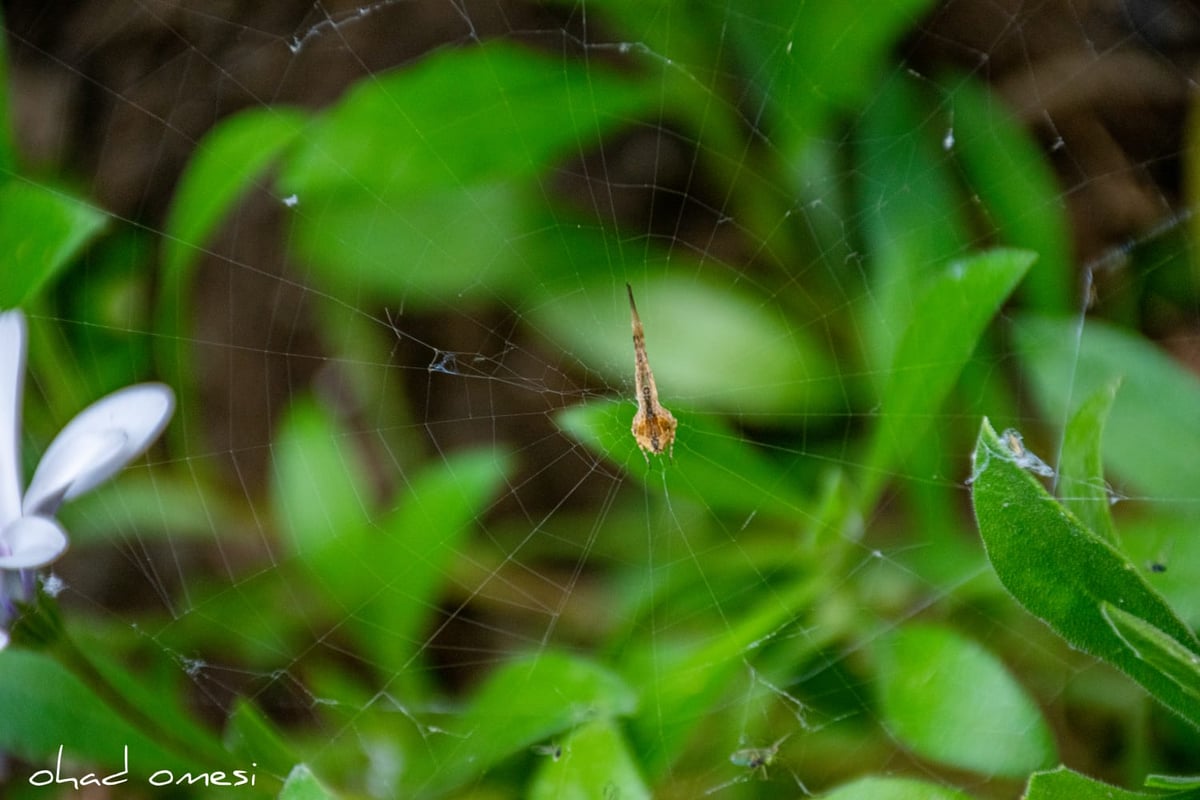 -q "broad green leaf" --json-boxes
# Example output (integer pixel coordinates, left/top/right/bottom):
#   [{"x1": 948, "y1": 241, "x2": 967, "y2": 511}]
[
  {"x1": 536, "y1": 275, "x2": 842, "y2": 416},
  {"x1": 529, "y1": 718, "x2": 651, "y2": 800},
  {"x1": 279, "y1": 764, "x2": 337, "y2": 800},
  {"x1": 276, "y1": 41, "x2": 656, "y2": 304},
  {"x1": 290, "y1": 182, "x2": 529, "y2": 299},
  {"x1": 138, "y1": 561, "x2": 316, "y2": 667},
  {"x1": 875, "y1": 623, "x2": 1056, "y2": 777},
  {"x1": 864, "y1": 249, "x2": 1035, "y2": 502},
  {"x1": 1102, "y1": 603, "x2": 1200, "y2": 704},
  {"x1": 74, "y1": 638, "x2": 231, "y2": 767},
  {"x1": 621, "y1": 636, "x2": 744, "y2": 780},
  {"x1": 556, "y1": 398, "x2": 809, "y2": 518},
  {"x1": 162, "y1": 107, "x2": 307, "y2": 278},
  {"x1": 350, "y1": 447, "x2": 511, "y2": 671},
  {"x1": 225, "y1": 700, "x2": 298, "y2": 779},
  {"x1": 821, "y1": 775, "x2": 975, "y2": 800},
  {"x1": 0, "y1": 180, "x2": 107, "y2": 307},
  {"x1": 534, "y1": 3, "x2": 796, "y2": 269},
  {"x1": 950, "y1": 76, "x2": 1072, "y2": 311},
  {"x1": 857, "y1": 71, "x2": 969, "y2": 372},
  {"x1": 1059, "y1": 381, "x2": 1120, "y2": 544},
  {"x1": 271, "y1": 396, "x2": 374, "y2": 555},
  {"x1": 404, "y1": 652, "x2": 637, "y2": 795},
  {"x1": 625, "y1": 578, "x2": 822, "y2": 777},
  {"x1": 536, "y1": 1, "x2": 742, "y2": 170},
  {"x1": 0, "y1": 649, "x2": 203, "y2": 779},
  {"x1": 60, "y1": 473, "x2": 237, "y2": 545},
  {"x1": 293, "y1": 446, "x2": 509, "y2": 677},
  {"x1": 730, "y1": 0, "x2": 937, "y2": 145},
  {"x1": 158, "y1": 108, "x2": 306, "y2": 448},
  {"x1": 279, "y1": 40, "x2": 654, "y2": 197},
  {"x1": 971, "y1": 417, "x2": 1200, "y2": 728},
  {"x1": 1120, "y1": 514, "x2": 1200, "y2": 627},
  {"x1": 1025, "y1": 766, "x2": 1157, "y2": 800},
  {"x1": 1014, "y1": 315, "x2": 1200, "y2": 505}
]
